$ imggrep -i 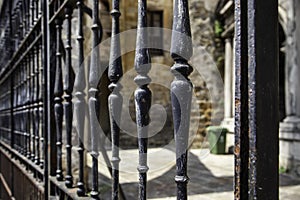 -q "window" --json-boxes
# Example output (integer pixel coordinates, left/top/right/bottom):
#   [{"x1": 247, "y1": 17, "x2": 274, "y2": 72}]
[{"x1": 147, "y1": 11, "x2": 163, "y2": 56}]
